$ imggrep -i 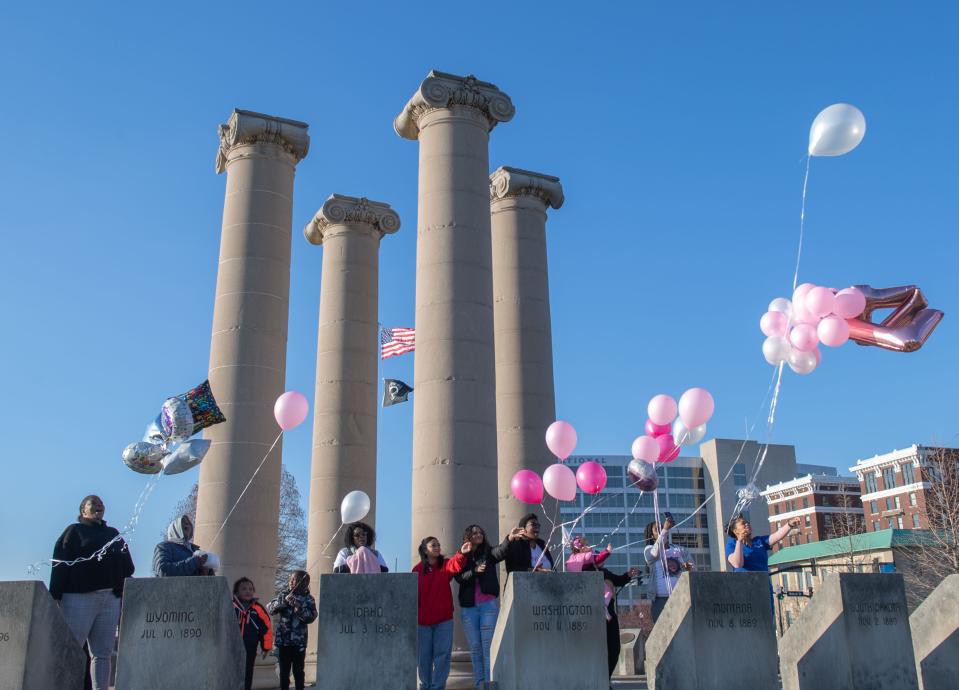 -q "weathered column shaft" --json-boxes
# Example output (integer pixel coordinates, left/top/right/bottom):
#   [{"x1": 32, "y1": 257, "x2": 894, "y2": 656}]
[
  {"x1": 395, "y1": 71, "x2": 515, "y2": 557},
  {"x1": 196, "y1": 109, "x2": 309, "y2": 592},
  {"x1": 304, "y1": 195, "x2": 400, "y2": 582},
  {"x1": 490, "y1": 167, "x2": 564, "y2": 540}
]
